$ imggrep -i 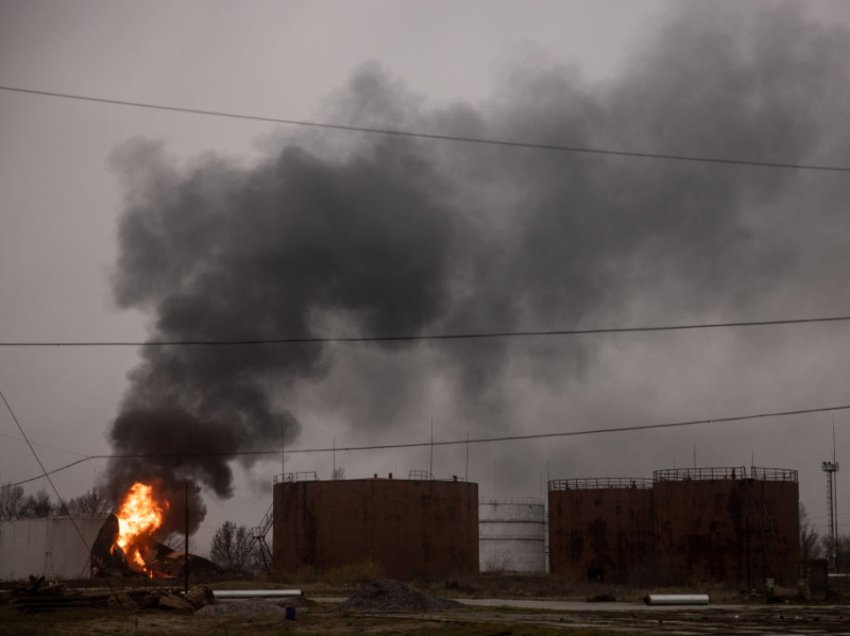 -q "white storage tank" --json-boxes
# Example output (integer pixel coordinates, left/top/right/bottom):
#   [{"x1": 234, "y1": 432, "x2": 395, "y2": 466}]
[
  {"x1": 479, "y1": 498, "x2": 546, "y2": 573},
  {"x1": 0, "y1": 516, "x2": 107, "y2": 581}
]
